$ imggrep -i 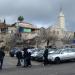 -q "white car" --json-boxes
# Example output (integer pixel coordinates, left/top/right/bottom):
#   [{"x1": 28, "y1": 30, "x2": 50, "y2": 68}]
[
  {"x1": 48, "y1": 48, "x2": 75, "y2": 64},
  {"x1": 31, "y1": 49, "x2": 57, "y2": 61}
]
